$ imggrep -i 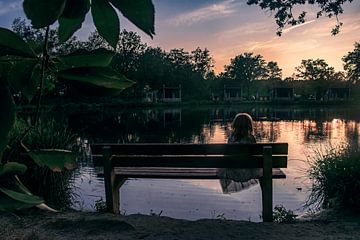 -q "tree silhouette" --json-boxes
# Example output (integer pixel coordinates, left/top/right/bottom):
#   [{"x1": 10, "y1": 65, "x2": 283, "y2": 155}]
[
  {"x1": 295, "y1": 59, "x2": 336, "y2": 100},
  {"x1": 247, "y1": 0, "x2": 354, "y2": 36},
  {"x1": 343, "y1": 42, "x2": 360, "y2": 84},
  {"x1": 224, "y1": 53, "x2": 268, "y2": 95},
  {"x1": 266, "y1": 61, "x2": 282, "y2": 81}
]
